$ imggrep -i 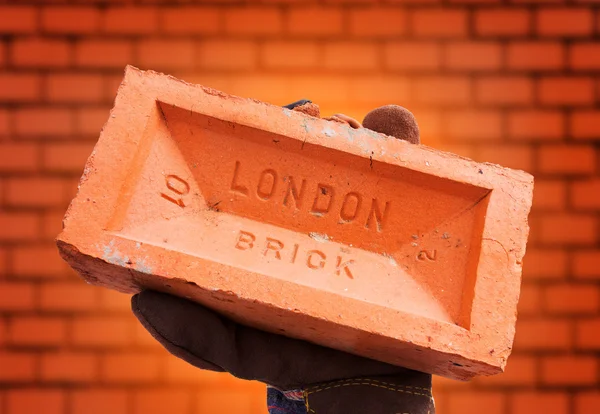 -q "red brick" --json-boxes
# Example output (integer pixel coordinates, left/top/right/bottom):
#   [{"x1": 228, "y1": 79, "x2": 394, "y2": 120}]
[
  {"x1": 41, "y1": 352, "x2": 97, "y2": 382},
  {"x1": 542, "y1": 356, "x2": 597, "y2": 385},
  {"x1": 574, "y1": 251, "x2": 600, "y2": 279},
  {"x1": 513, "y1": 319, "x2": 571, "y2": 350},
  {"x1": 474, "y1": 9, "x2": 531, "y2": 36},
  {"x1": 101, "y1": 353, "x2": 161, "y2": 383},
  {"x1": 576, "y1": 318, "x2": 600, "y2": 349},
  {"x1": 414, "y1": 76, "x2": 471, "y2": 104},
  {"x1": 384, "y1": 42, "x2": 442, "y2": 70},
  {"x1": 99, "y1": 289, "x2": 131, "y2": 313},
  {"x1": 103, "y1": 7, "x2": 158, "y2": 34},
  {"x1": 39, "y1": 283, "x2": 98, "y2": 311},
  {"x1": 163, "y1": 7, "x2": 219, "y2": 34},
  {"x1": 133, "y1": 390, "x2": 192, "y2": 414},
  {"x1": 507, "y1": 42, "x2": 564, "y2": 70},
  {"x1": 323, "y1": 42, "x2": 378, "y2": 70},
  {"x1": 165, "y1": 354, "x2": 224, "y2": 384},
  {"x1": 197, "y1": 40, "x2": 258, "y2": 70},
  {"x1": 75, "y1": 40, "x2": 133, "y2": 68},
  {"x1": 262, "y1": 42, "x2": 319, "y2": 69},
  {"x1": 537, "y1": 9, "x2": 593, "y2": 37},
  {"x1": 224, "y1": 8, "x2": 282, "y2": 35},
  {"x1": 75, "y1": 107, "x2": 110, "y2": 136},
  {"x1": 474, "y1": 355, "x2": 536, "y2": 386},
  {"x1": 447, "y1": 392, "x2": 505, "y2": 414},
  {"x1": 12, "y1": 39, "x2": 70, "y2": 68},
  {"x1": 0, "y1": 352, "x2": 36, "y2": 381},
  {"x1": 539, "y1": 214, "x2": 597, "y2": 245},
  {"x1": 288, "y1": 7, "x2": 343, "y2": 36},
  {"x1": 0, "y1": 109, "x2": 9, "y2": 137},
  {"x1": 0, "y1": 213, "x2": 38, "y2": 242},
  {"x1": 531, "y1": 179, "x2": 566, "y2": 211},
  {"x1": 8, "y1": 317, "x2": 67, "y2": 346},
  {"x1": 349, "y1": 8, "x2": 407, "y2": 36},
  {"x1": 575, "y1": 393, "x2": 600, "y2": 414},
  {"x1": 13, "y1": 246, "x2": 69, "y2": 279},
  {"x1": 138, "y1": 40, "x2": 194, "y2": 70},
  {"x1": 477, "y1": 145, "x2": 533, "y2": 171},
  {"x1": 522, "y1": 249, "x2": 567, "y2": 280},
  {"x1": 196, "y1": 390, "x2": 261, "y2": 414},
  {"x1": 572, "y1": 179, "x2": 600, "y2": 210},
  {"x1": 0, "y1": 7, "x2": 37, "y2": 33},
  {"x1": 0, "y1": 143, "x2": 37, "y2": 172},
  {"x1": 47, "y1": 74, "x2": 104, "y2": 103},
  {"x1": 7, "y1": 390, "x2": 64, "y2": 414},
  {"x1": 42, "y1": 143, "x2": 94, "y2": 173},
  {"x1": 508, "y1": 110, "x2": 564, "y2": 141},
  {"x1": 512, "y1": 392, "x2": 568, "y2": 414},
  {"x1": 544, "y1": 284, "x2": 599, "y2": 314},
  {"x1": 0, "y1": 317, "x2": 4, "y2": 345},
  {"x1": 42, "y1": 7, "x2": 100, "y2": 34},
  {"x1": 518, "y1": 284, "x2": 541, "y2": 315},
  {"x1": 15, "y1": 108, "x2": 74, "y2": 137},
  {"x1": 72, "y1": 390, "x2": 128, "y2": 414},
  {"x1": 571, "y1": 111, "x2": 600, "y2": 140},
  {"x1": 539, "y1": 77, "x2": 595, "y2": 105},
  {"x1": 6, "y1": 176, "x2": 67, "y2": 211},
  {"x1": 538, "y1": 145, "x2": 596, "y2": 174},
  {"x1": 570, "y1": 43, "x2": 600, "y2": 69},
  {"x1": 347, "y1": 76, "x2": 409, "y2": 105},
  {"x1": 476, "y1": 77, "x2": 534, "y2": 105},
  {"x1": 445, "y1": 110, "x2": 502, "y2": 141},
  {"x1": 42, "y1": 212, "x2": 64, "y2": 242},
  {"x1": 133, "y1": 320, "x2": 163, "y2": 349},
  {"x1": 72, "y1": 316, "x2": 133, "y2": 347},
  {"x1": 412, "y1": 9, "x2": 468, "y2": 37},
  {"x1": 0, "y1": 74, "x2": 42, "y2": 102},
  {"x1": 445, "y1": 42, "x2": 502, "y2": 71},
  {"x1": 228, "y1": 76, "x2": 291, "y2": 105}
]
